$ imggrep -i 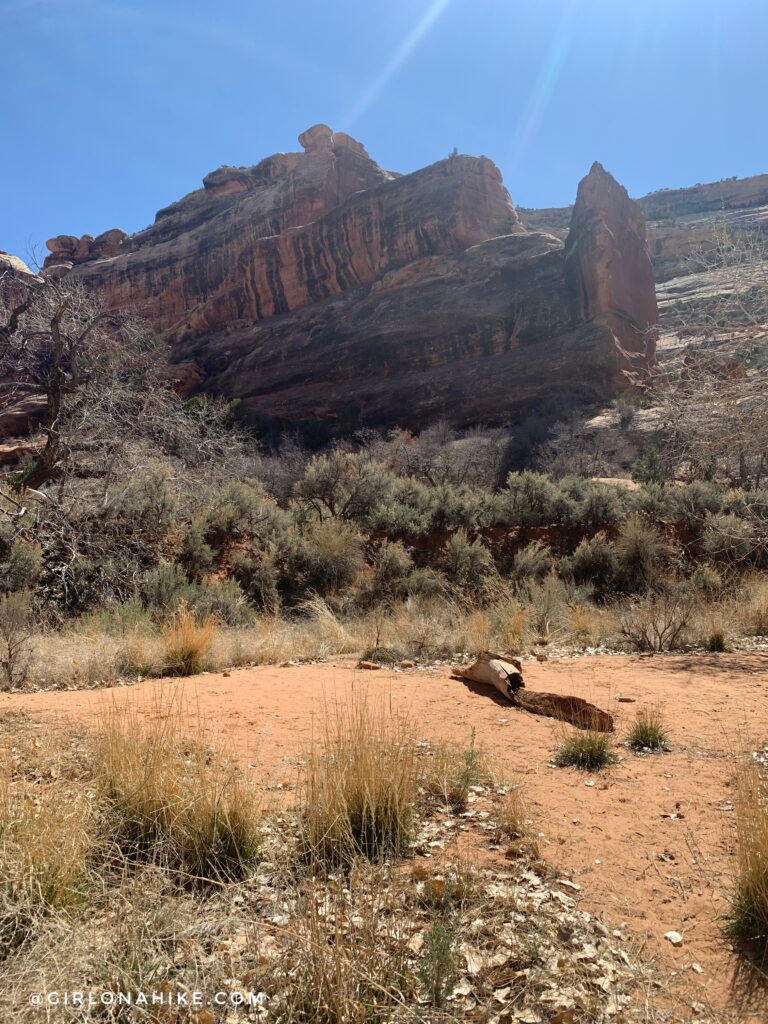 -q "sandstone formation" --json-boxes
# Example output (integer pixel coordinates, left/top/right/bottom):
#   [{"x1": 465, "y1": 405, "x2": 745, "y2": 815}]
[
  {"x1": 564, "y1": 162, "x2": 659, "y2": 370},
  {"x1": 523, "y1": 171, "x2": 768, "y2": 283},
  {"x1": 19, "y1": 127, "x2": 661, "y2": 431}
]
